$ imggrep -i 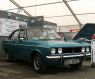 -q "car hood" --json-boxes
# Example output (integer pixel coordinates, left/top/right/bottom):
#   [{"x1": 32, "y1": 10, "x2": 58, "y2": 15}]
[{"x1": 26, "y1": 40, "x2": 90, "y2": 48}]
